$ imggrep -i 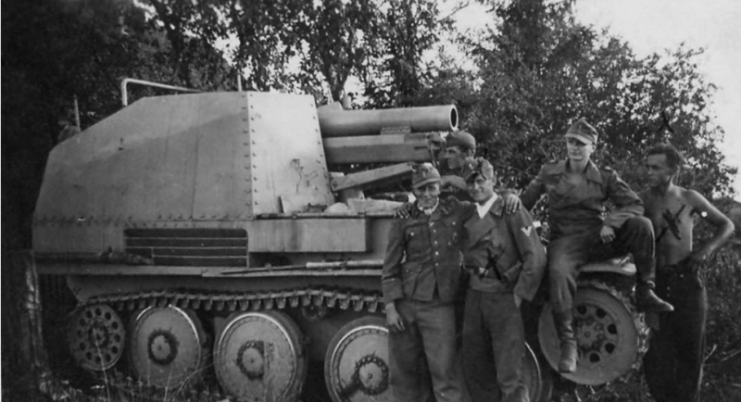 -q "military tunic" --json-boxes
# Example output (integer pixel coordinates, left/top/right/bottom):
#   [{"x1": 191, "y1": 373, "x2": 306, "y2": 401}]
[
  {"x1": 461, "y1": 197, "x2": 546, "y2": 402},
  {"x1": 520, "y1": 159, "x2": 655, "y2": 313},
  {"x1": 382, "y1": 197, "x2": 469, "y2": 402}
]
